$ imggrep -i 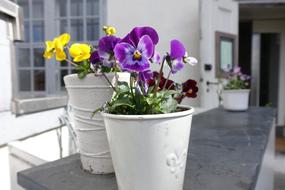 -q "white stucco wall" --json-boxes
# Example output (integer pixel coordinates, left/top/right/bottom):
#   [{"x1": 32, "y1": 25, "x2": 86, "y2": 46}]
[
  {"x1": 106, "y1": 0, "x2": 201, "y2": 106},
  {"x1": 199, "y1": 0, "x2": 239, "y2": 110},
  {"x1": 0, "y1": 4, "x2": 65, "y2": 146},
  {"x1": 253, "y1": 20, "x2": 285, "y2": 126},
  {"x1": 0, "y1": 15, "x2": 12, "y2": 111}
]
